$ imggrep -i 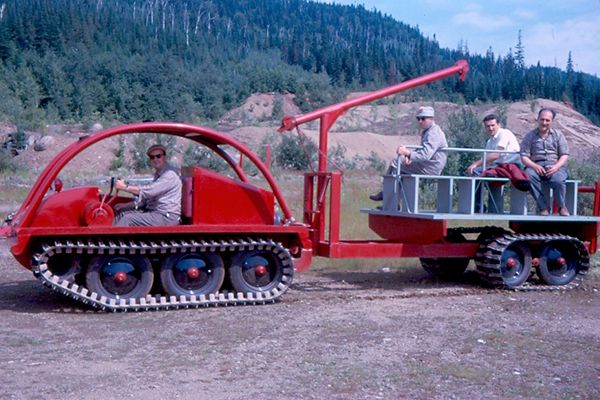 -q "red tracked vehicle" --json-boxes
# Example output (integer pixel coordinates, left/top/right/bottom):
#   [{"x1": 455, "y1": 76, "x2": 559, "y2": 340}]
[{"x1": 1, "y1": 59, "x2": 599, "y2": 311}]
